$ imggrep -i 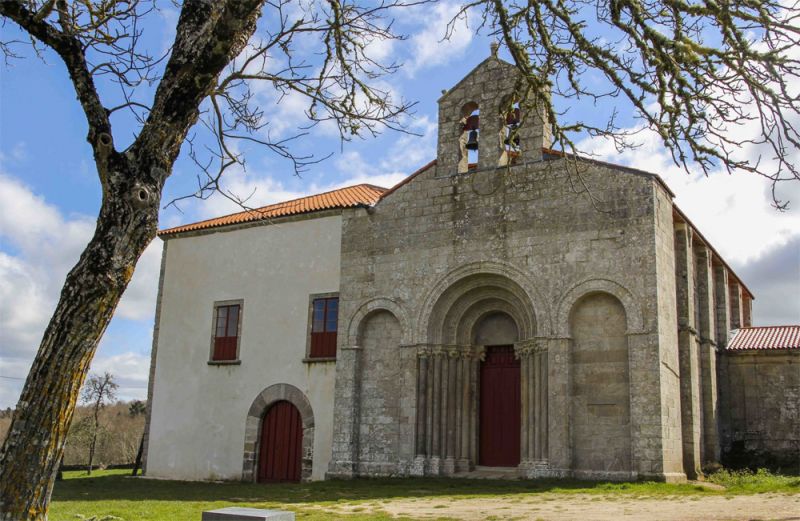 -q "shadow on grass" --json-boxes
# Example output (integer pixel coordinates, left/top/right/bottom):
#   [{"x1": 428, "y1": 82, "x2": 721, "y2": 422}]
[{"x1": 52, "y1": 470, "x2": 715, "y2": 505}]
